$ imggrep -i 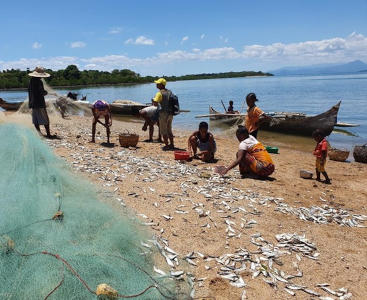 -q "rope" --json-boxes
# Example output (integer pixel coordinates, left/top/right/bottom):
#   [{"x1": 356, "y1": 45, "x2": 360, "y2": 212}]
[
  {"x1": 44, "y1": 265, "x2": 65, "y2": 300},
  {"x1": 5, "y1": 247, "x2": 177, "y2": 299}
]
